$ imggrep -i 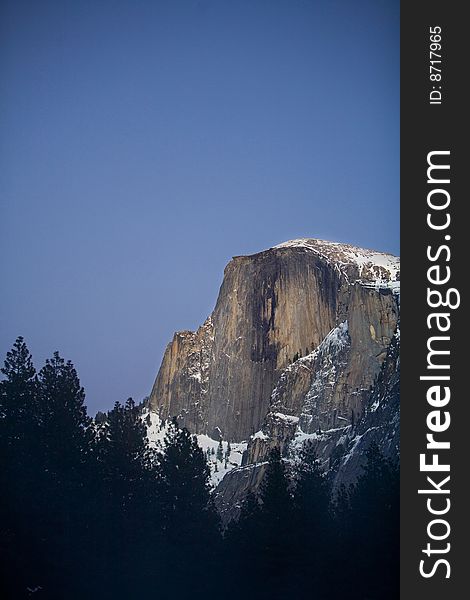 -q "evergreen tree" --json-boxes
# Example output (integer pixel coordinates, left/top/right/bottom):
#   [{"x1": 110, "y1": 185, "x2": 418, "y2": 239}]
[
  {"x1": 159, "y1": 419, "x2": 217, "y2": 530},
  {"x1": 259, "y1": 448, "x2": 292, "y2": 525},
  {"x1": 0, "y1": 338, "x2": 40, "y2": 596},
  {"x1": 236, "y1": 491, "x2": 260, "y2": 528},
  {"x1": 216, "y1": 439, "x2": 223, "y2": 462},
  {"x1": 158, "y1": 419, "x2": 220, "y2": 595},
  {"x1": 0, "y1": 336, "x2": 37, "y2": 423},
  {"x1": 95, "y1": 398, "x2": 157, "y2": 597},
  {"x1": 346, "y1": 442, "x2": 400, "y2": 600},
  {"x1": 37, "y1": 352, "x2": 92, "y2": 480},
  {"x1": 332, "y1": 483, "x2": 351, "y2": 537},
  {"x1": 35, "y1": 352, "x2": 94, "y2": 596},
  {"x1": 257, "y1": 448, "x2": 294, "y2": 594},
  {"x1": 292, "y1": 442, "x2": 332, "y2": 594},
  {"x1": 225, "y1": 449, "x2": 295, "y2": 598},
  {"x1": 0, "y1": 337, "x2": 38, "y2": 486},
  {"x1": 1, "y1": 343, "x2": 97, "y2": 597},
  {"x1": 224, "y1": 491, "x2": 261, "y2": 598},
  {"x1": 95, "y1": 410, "x2": 107, "y2": 424},
  {"x1": 98, "y1": 398, "x2": 149, "y2": 494}
]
